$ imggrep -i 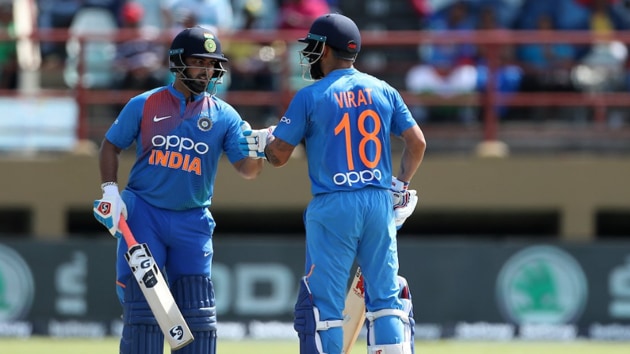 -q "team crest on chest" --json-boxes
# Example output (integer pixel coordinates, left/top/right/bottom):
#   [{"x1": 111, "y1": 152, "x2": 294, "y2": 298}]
[{"x1": 198, "y1": 116, "x2": 213, "y2": 131}]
